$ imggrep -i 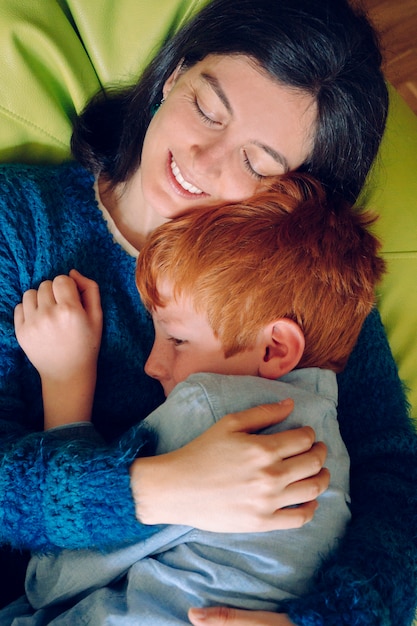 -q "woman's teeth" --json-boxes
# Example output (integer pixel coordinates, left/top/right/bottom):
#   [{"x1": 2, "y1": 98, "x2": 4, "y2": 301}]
[{"x1": 171, "y1": 158, "x2": 203, "y2": 194}]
